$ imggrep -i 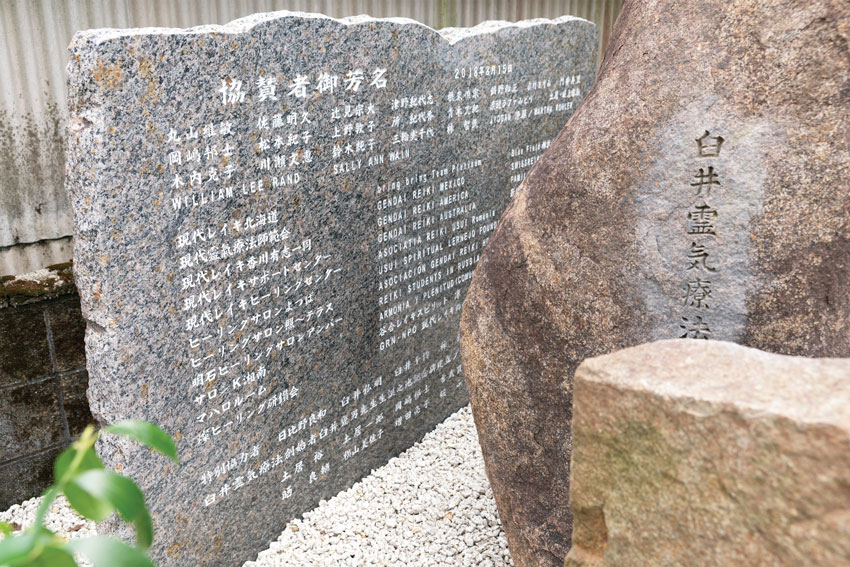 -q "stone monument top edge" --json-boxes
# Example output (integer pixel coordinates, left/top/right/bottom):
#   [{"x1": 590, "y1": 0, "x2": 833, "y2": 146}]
[{"x1": 68, "y1": 10, "x2": 594, "y2": 48}]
